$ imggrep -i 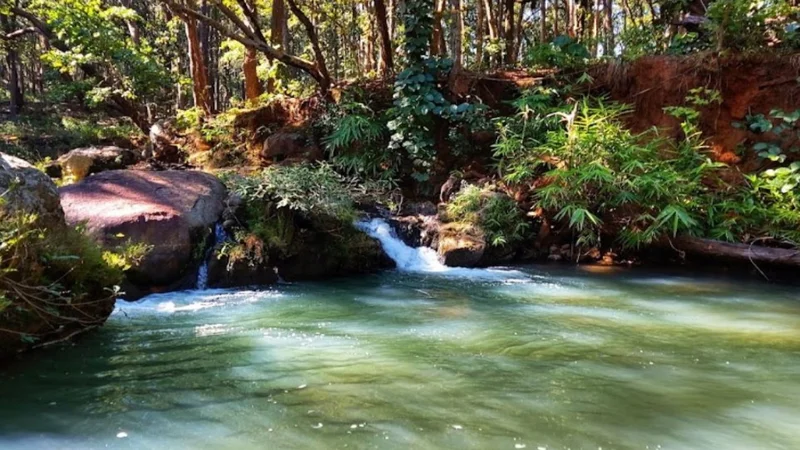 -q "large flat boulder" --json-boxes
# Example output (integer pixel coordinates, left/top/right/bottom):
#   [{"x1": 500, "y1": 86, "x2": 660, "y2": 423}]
[{"x1": 60, "y1": 170, "x2": 226, "y2": 287}]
